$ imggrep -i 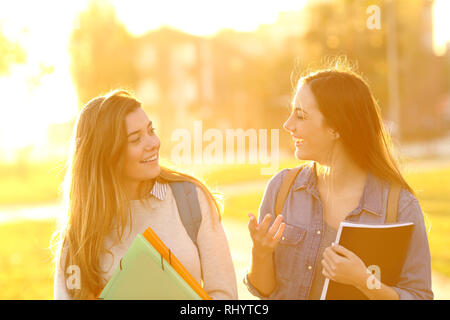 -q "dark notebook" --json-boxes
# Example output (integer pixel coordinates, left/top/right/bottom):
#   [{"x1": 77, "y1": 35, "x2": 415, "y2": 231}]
[{"x1": 320, "y1": 221, "x2": 414, "y2": 300}]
